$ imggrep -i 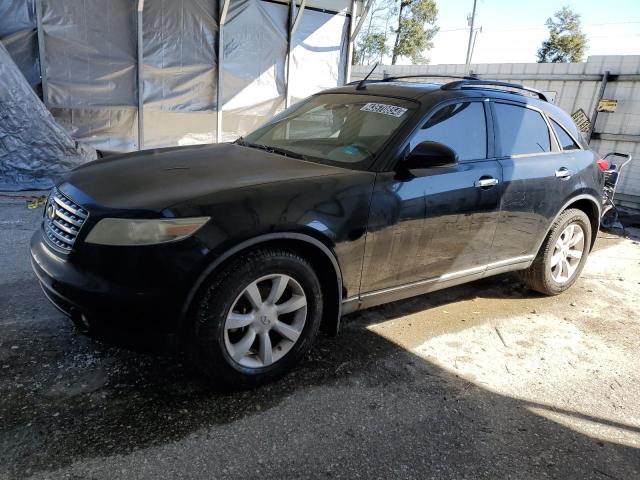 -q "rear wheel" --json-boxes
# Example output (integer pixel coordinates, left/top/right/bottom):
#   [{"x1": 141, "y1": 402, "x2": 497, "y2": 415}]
[
  {"x1": 519, "y1": 208, "x2": 592, "y2": 295},
  {"x1": 189, "y1": 248, "x2": 323, "y2": 388}
]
